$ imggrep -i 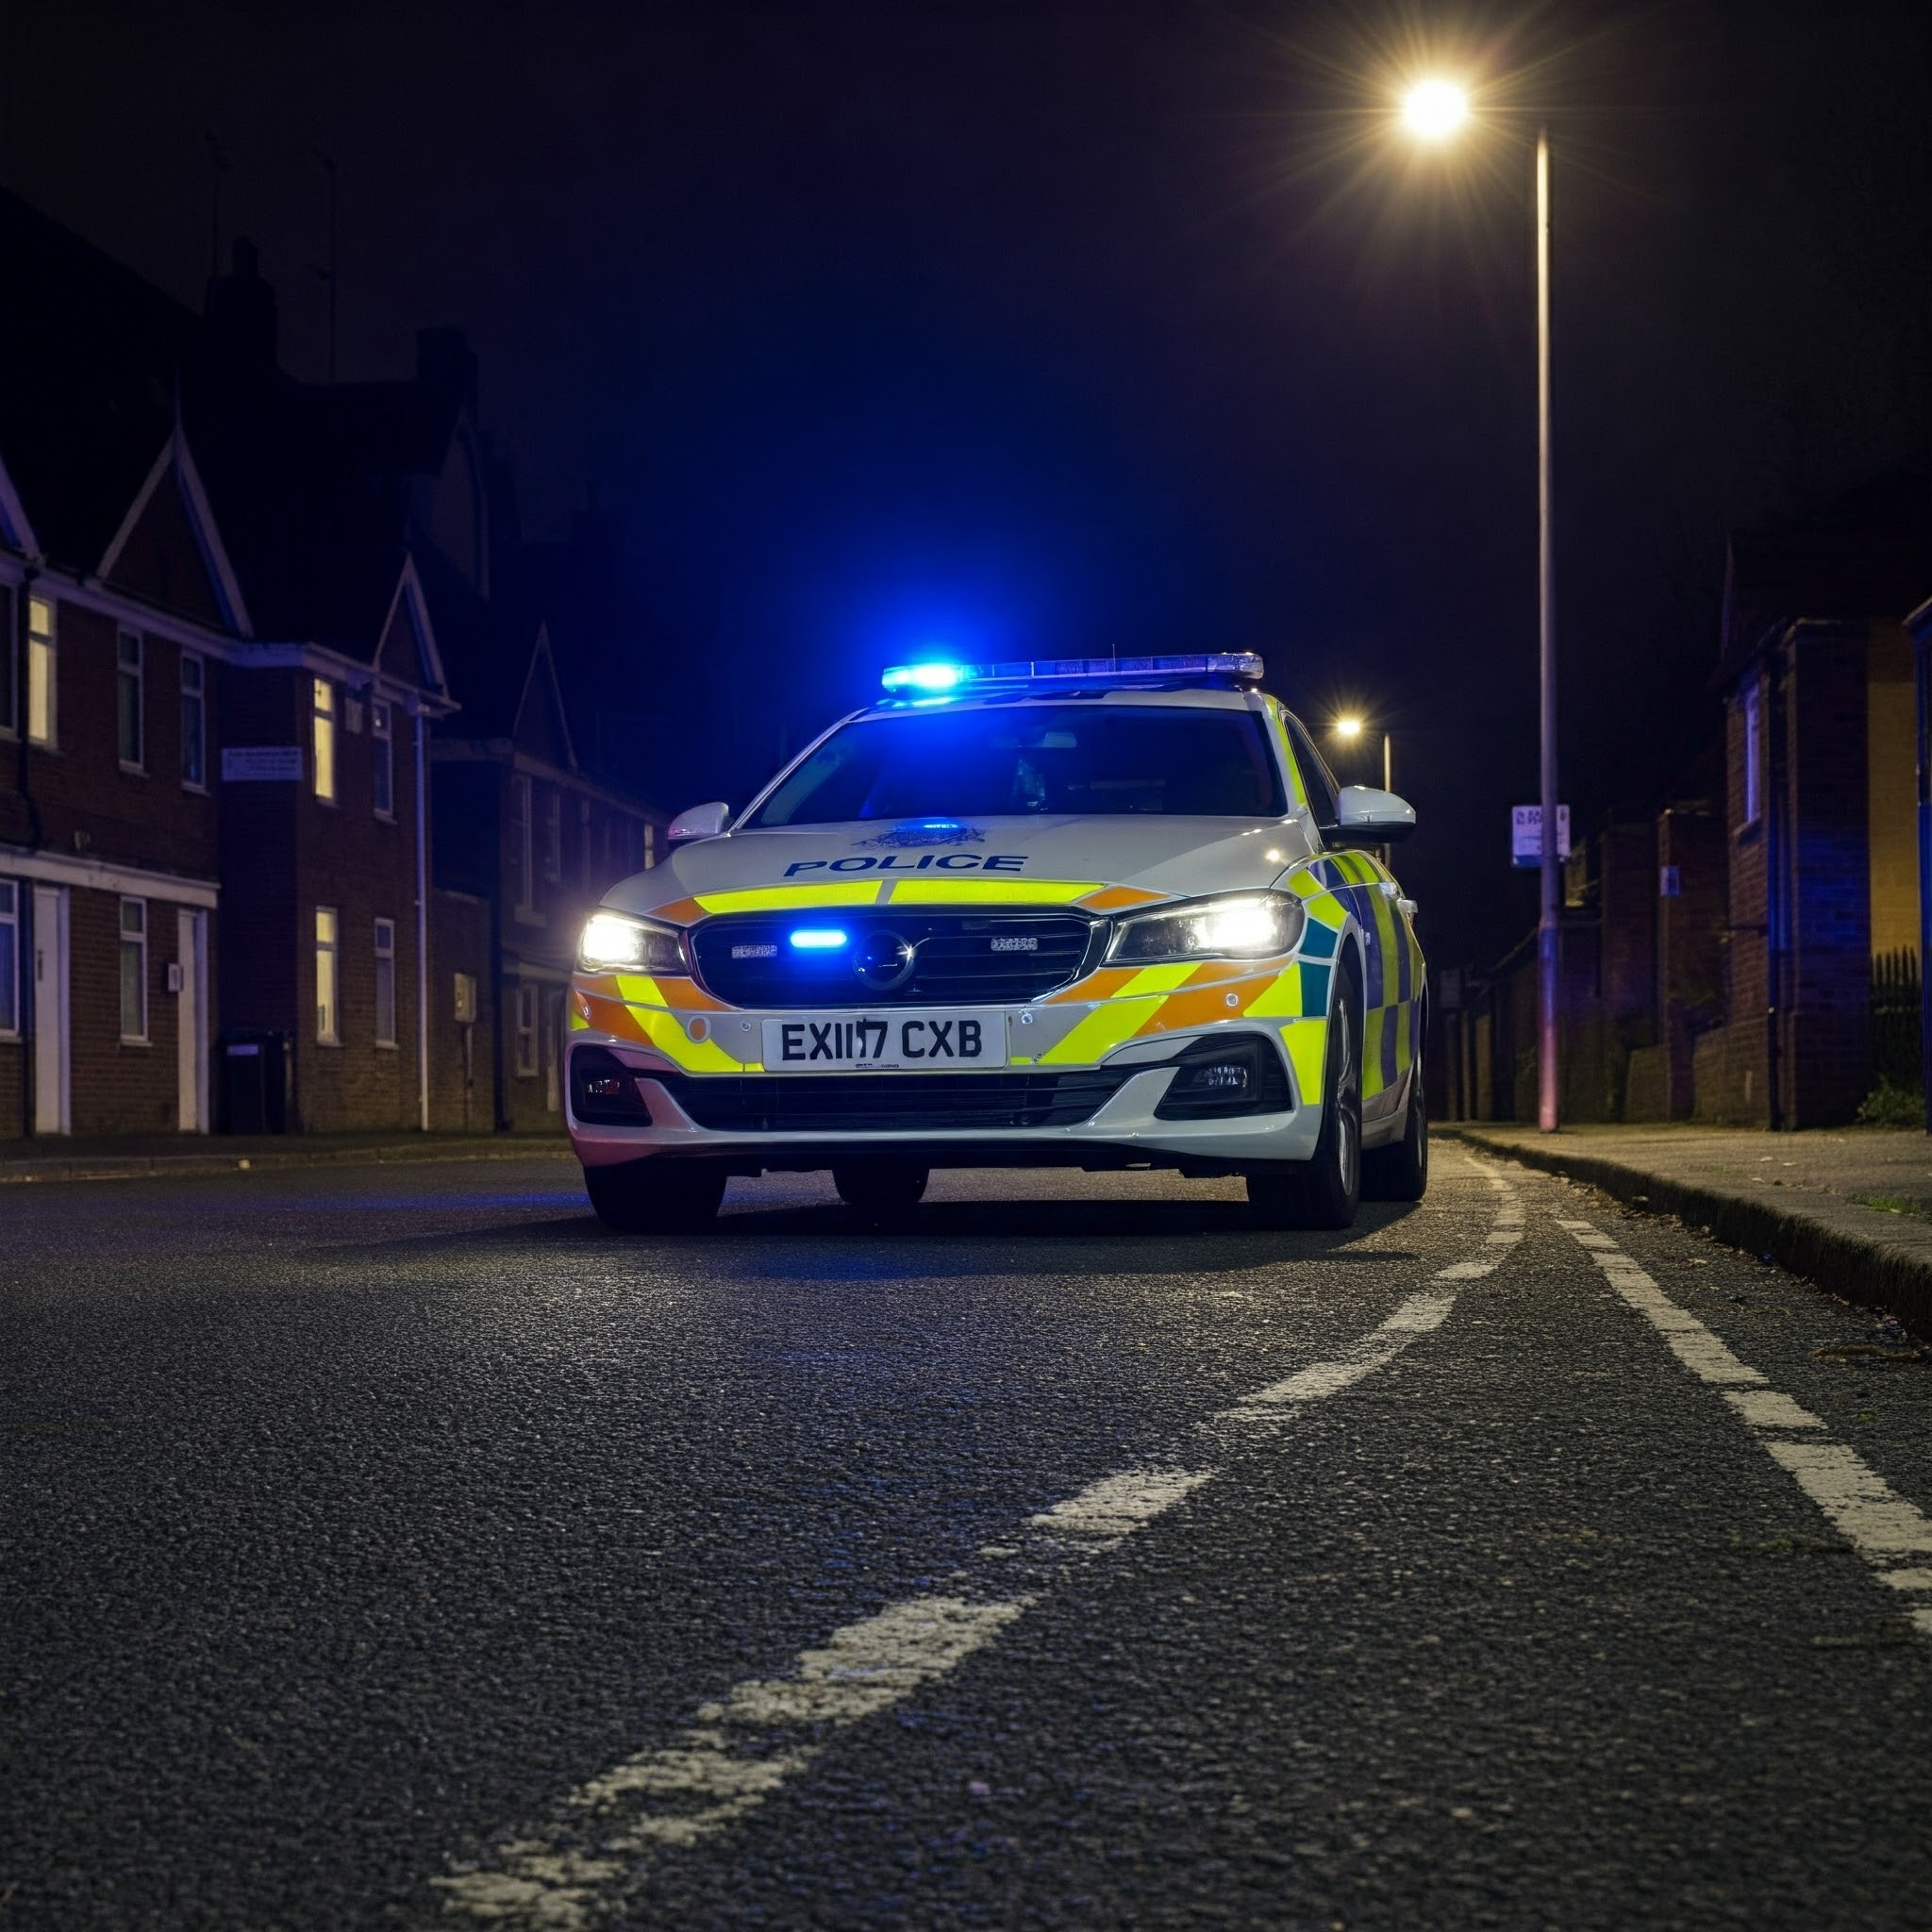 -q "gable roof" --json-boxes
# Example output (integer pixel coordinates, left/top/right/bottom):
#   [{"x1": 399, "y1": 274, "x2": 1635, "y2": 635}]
[
  {"x1": 97, "y1": 427, "x2": 254, "y2": 635},
  {"x1": 0, "y1": 443, "x2": 36, "y2": 557}
]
